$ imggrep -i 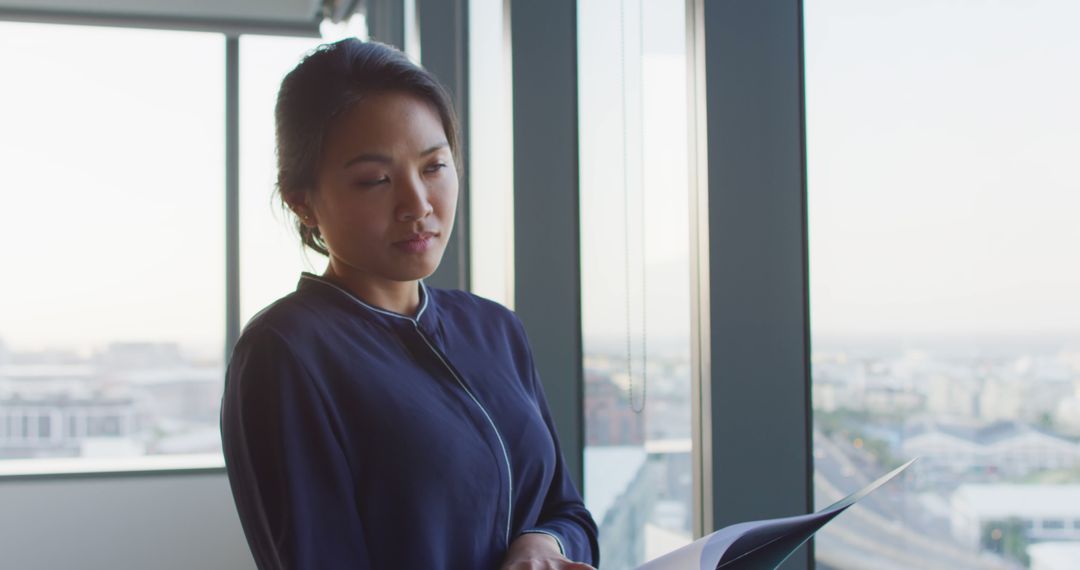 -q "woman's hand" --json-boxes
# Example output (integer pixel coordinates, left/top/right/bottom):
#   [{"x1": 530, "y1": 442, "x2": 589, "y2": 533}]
[{"x1": 499, "y1": 532, "x2": 597, "y2": 570}]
